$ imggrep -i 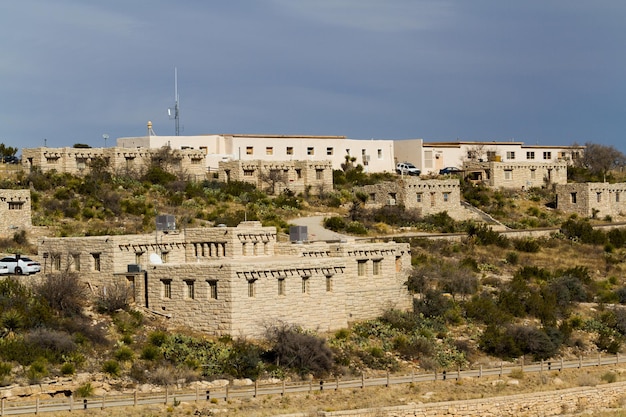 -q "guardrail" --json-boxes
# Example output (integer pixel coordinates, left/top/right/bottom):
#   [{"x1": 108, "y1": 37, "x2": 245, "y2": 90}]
[{"x1": 1, "y1": 353, "x2": 625, "y2": 415}]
